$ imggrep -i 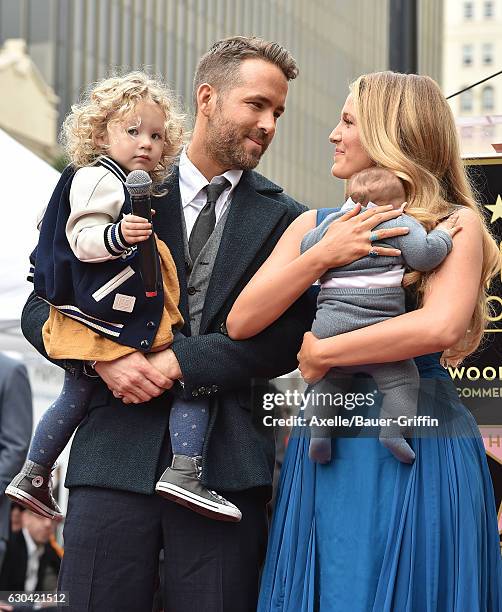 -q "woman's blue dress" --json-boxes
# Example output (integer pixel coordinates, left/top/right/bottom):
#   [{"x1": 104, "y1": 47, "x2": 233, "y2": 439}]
[{"x1": 258, "y1": 353, "x2": 502, "y2": 612}]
